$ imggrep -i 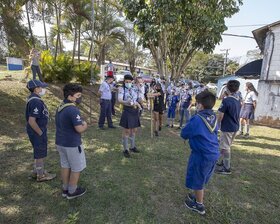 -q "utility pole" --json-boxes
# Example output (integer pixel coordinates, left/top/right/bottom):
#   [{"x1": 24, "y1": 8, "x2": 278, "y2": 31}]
[{"x1": 221, "y1": 49, "x2": 230, "y2": 77}]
